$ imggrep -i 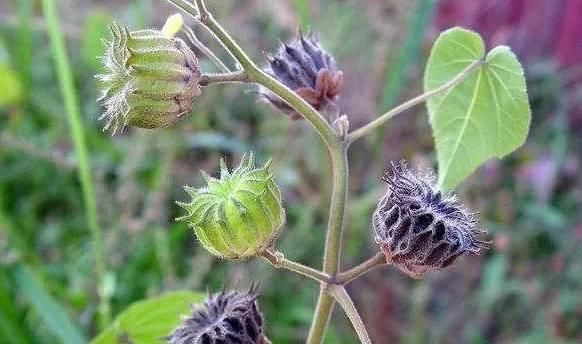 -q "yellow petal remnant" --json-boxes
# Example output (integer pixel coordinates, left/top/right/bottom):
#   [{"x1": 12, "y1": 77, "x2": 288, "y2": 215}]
[{"x1": 162, "y1": 13, "x2": 184, "y2": 38}]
